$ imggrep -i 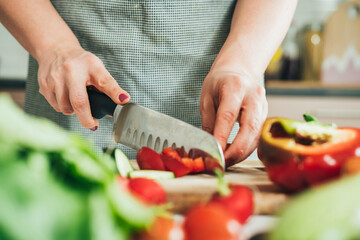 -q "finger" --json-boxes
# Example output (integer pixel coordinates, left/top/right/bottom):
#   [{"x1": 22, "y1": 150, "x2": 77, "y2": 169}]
[
  {"x1": 42, "y1": 91, "x2": 61, "y2": 113},
  {"x1": 53, "y1": 81, "x2": 74, "y2": 115},
  {"x1": 67, "y1": 73, "x2": 99, "y2": 129},
  {"x1": 213, "y1": 89, "x2": 244, "y2": 151},
  {"x1": 224, "y1": 98, "x2": 266, "y2": 167},
  {"x1": 90, "y1": 63, "x2": 130, "y2": 105},
  {"x1": 200, "y1": 94, "x2": 216, "y2": 134},
  {"x1": 39, "y1": 78, "x2": 61, "y2": 113}
]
